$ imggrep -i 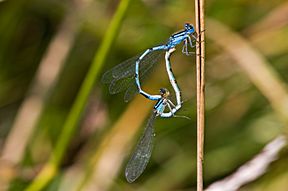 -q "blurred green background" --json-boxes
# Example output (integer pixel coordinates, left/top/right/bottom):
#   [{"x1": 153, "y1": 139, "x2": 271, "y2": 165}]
[{"x1": 0, "y1": 0, "x2": 288, "y2": 190}]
